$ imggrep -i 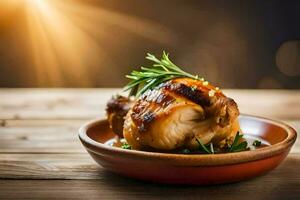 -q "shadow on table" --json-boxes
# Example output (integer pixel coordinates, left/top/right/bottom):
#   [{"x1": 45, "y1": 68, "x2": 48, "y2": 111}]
[{"x1": 99, "y1": 156, "x2": 300, "y2": 200}]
